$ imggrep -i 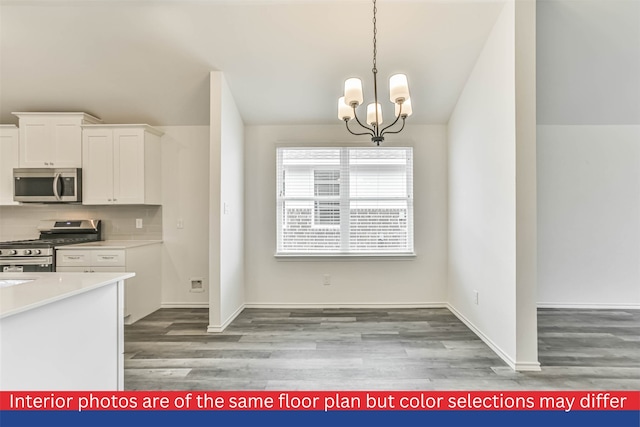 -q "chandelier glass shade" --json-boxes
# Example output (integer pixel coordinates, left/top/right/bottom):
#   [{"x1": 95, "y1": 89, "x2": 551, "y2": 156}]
[{"x1": 338, "y1": 0, "x2": 412, "y2": 146}]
